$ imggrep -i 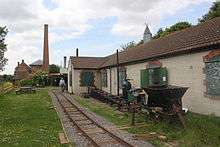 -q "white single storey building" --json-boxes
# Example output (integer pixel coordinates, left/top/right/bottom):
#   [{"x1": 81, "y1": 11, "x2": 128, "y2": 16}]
[{"x1": 68, "y1": 17, "x2": 220, "y2": 116}]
